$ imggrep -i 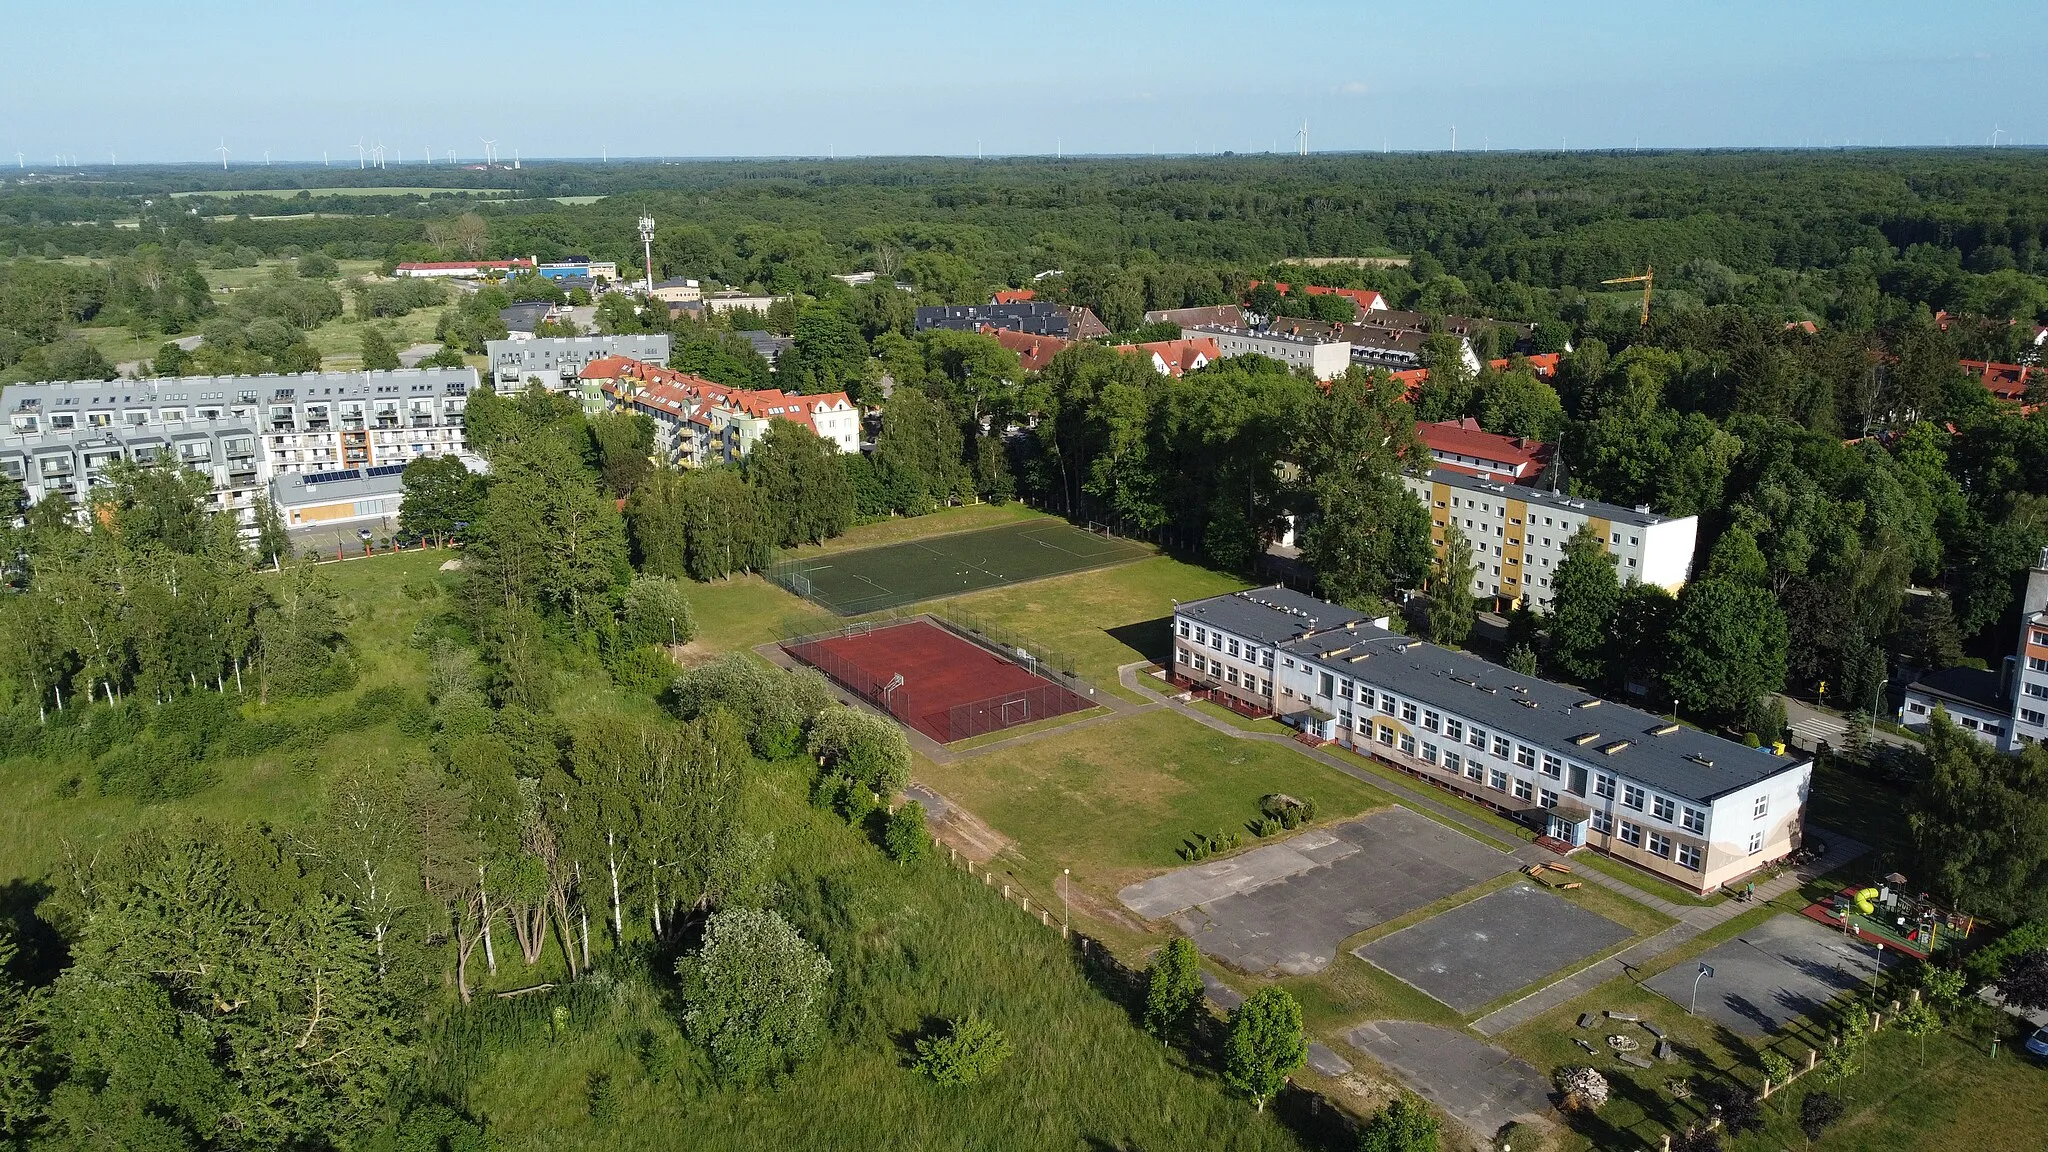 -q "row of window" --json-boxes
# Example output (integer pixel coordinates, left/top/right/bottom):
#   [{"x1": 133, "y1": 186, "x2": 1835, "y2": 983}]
[
  {"x1": 1437, "y1": 494, "x2": 1646, "y2": 549},
  {"x1": 1175, "y1": 621, "x2": 1278, "y2": 669},
  {"x1": 1174, "y1": 649, "x2": 1271, "y2": 696}
]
